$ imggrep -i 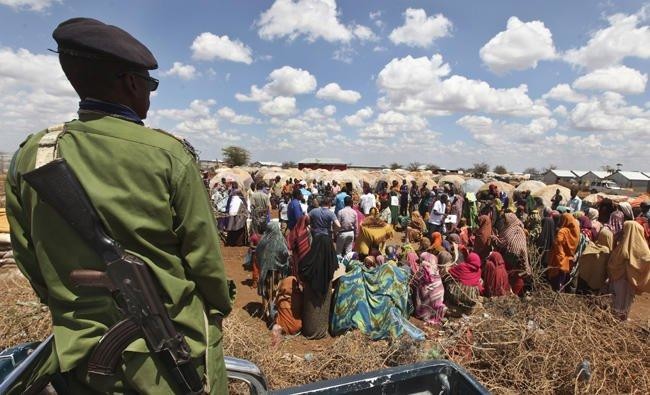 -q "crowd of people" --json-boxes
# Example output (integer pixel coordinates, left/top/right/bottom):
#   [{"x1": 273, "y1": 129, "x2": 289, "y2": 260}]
[{"x1": 210, "y1": 175, "x2": 650, "y2": 340}]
